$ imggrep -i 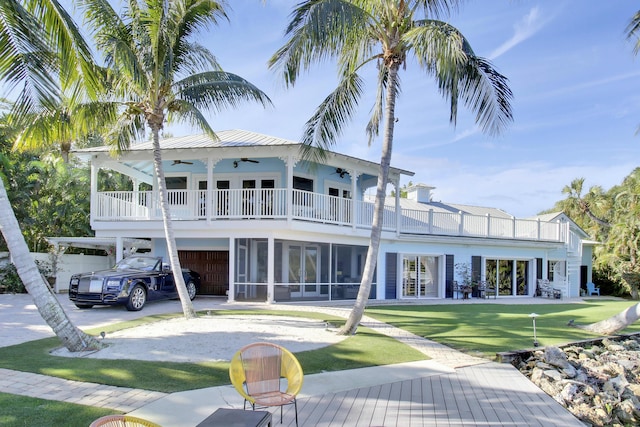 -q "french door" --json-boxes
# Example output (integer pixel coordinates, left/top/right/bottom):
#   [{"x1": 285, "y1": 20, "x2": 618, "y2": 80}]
[
  {"x1": 288, "y1": 244, "x2": 320, "y2": 297},
  {"x1": 402, "y1": 255, "x2": 439, "y2": 298}
]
